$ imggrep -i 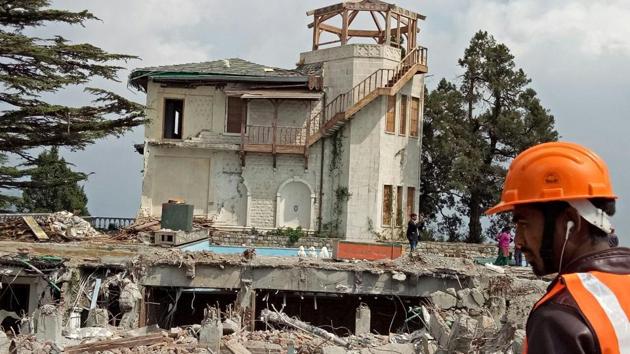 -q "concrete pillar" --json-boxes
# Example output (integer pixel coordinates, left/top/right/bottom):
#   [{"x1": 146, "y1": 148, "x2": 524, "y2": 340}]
[
  {"x1": 86, "y1": 308, "x2": 109, "y2": 327},
  {"x1": 199, "y1": 318, "x2": 222, "y2": 352},
  {"x1": 35, "y1": 305, "x2": 62, "y2": 343},
  {"x1": 355, "y1": 304, "x2": 371, "y2": 335}
]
